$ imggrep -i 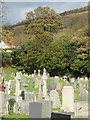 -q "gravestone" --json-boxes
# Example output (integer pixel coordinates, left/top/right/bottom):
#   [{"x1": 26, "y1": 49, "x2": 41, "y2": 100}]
[
  {"x1": 51, "y1": 112, "x2": 71, "y2": 120},
  {"x1": 15, "y1": 79, "x2": 20, "y2": 96},
  {"x1": 15, "y1": 72, "x2": 21, "y2": 80},
  {"x1": 47, "y1": 79, "x2": 55, "y2": 92},
  {"x1": 48, "y1": 78, "x2": 57, "y2": 92},
  {"x1": 63, "y1": 76, "x2": 68, "y2": 82},
  {"x1": 25, "y1": 92, "x2": 36, "y2": 102},
  {"x1": 29, "y1": 102, "x2": 42, "y2": 118},
  {"x1": 70, "y1": 78, "x2": 75, "y2": 85},
  {"x1": 56, "y1": 82, "x2": 62, "y2": 93},
  {"x1": 22, "y1": 83, "x2": 28, "y2": 92},
  {"x1": 50, "y1": 90, "x2": 61, "y2": 108},
  {"x1": 20, "y1": 90, "x2": 25, "y2": 100},
  {"x1": 29, "y1": 100, "x2": 52, "y2": 118},
  {"x1": 80, "y1": 88, "x2": 88, "y2": 101},
  {"x1": 15, "y1": 79, "x2": 21, "y2": 102},
  {"x1": 5, "y1": 101, "x2": 9, "y2": 114},
  {"x1": 0, "y1": 91, "x2": 5, "y2": 114},
  {"x1": 62, "y1": 86, "x2": 74, "y2": 112},
  {"x1": 85, "y1": 77, "x2": 88, "y2": 89},
  {"x1": 5, "y1": 82, "x2": 10, "y2": 95},
  {"x1": 14, "y1": 102, "x2": 20, "y2": 114},
  {"x1": 20, "y1": 100, "x2": 30, "y2": 115},
  {"x1": 30, "y1": 74, "x2": 34, "y2": 88},
  {"x1": 38, "y1": 79, "x2": 44, "y2": 99},
  {"x1": 41, "y1": 68, "x2": 48, "y2": 99}
]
